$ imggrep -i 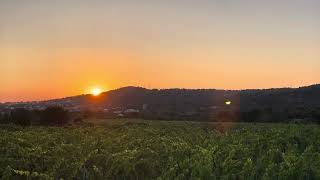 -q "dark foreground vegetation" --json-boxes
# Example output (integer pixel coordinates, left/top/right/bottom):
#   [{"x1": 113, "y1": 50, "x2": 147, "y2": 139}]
[
  {"x1": 0, "y1": 106, "x2": 71, "y2": 127},
  {"x1": 1, "y1": 105, "x2": 320, "y2": 128},
  {"x1": 0, "y1": 120, "x2": 320, "y2": 179}
]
